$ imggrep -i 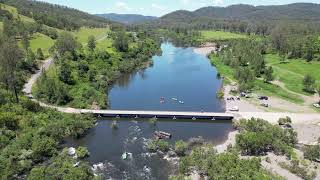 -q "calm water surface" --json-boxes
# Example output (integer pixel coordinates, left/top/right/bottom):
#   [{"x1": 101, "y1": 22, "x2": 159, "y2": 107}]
[{"x1": 67, "y1": 43, "x2": 232, "y2": 180}]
